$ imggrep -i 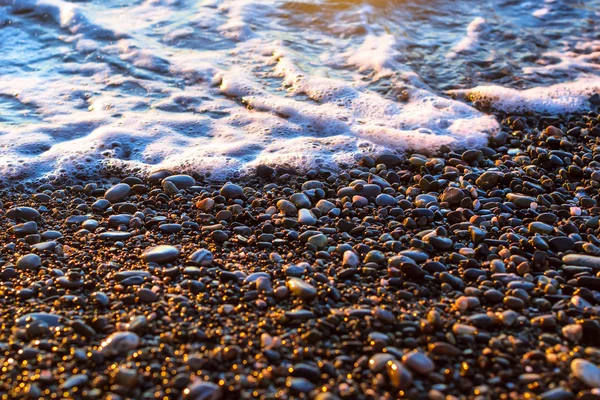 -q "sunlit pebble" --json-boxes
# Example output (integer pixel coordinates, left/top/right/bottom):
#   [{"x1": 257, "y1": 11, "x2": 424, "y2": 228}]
[
  {"x1": 530, "y1": 202, "x2": 538, "y2": 210},
  {"x1": 570, "y1": 206, "x2": 582, "y2": 216}
]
